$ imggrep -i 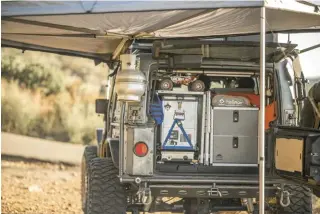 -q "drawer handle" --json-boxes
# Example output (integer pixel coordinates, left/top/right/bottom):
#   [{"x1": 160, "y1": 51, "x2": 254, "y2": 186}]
[
  {"x1": 233, "y1": 137, "x2": 239, "y2": 148},
  {"x1": 233, "y1": 110, "x2": 239, "y2": 122}
]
